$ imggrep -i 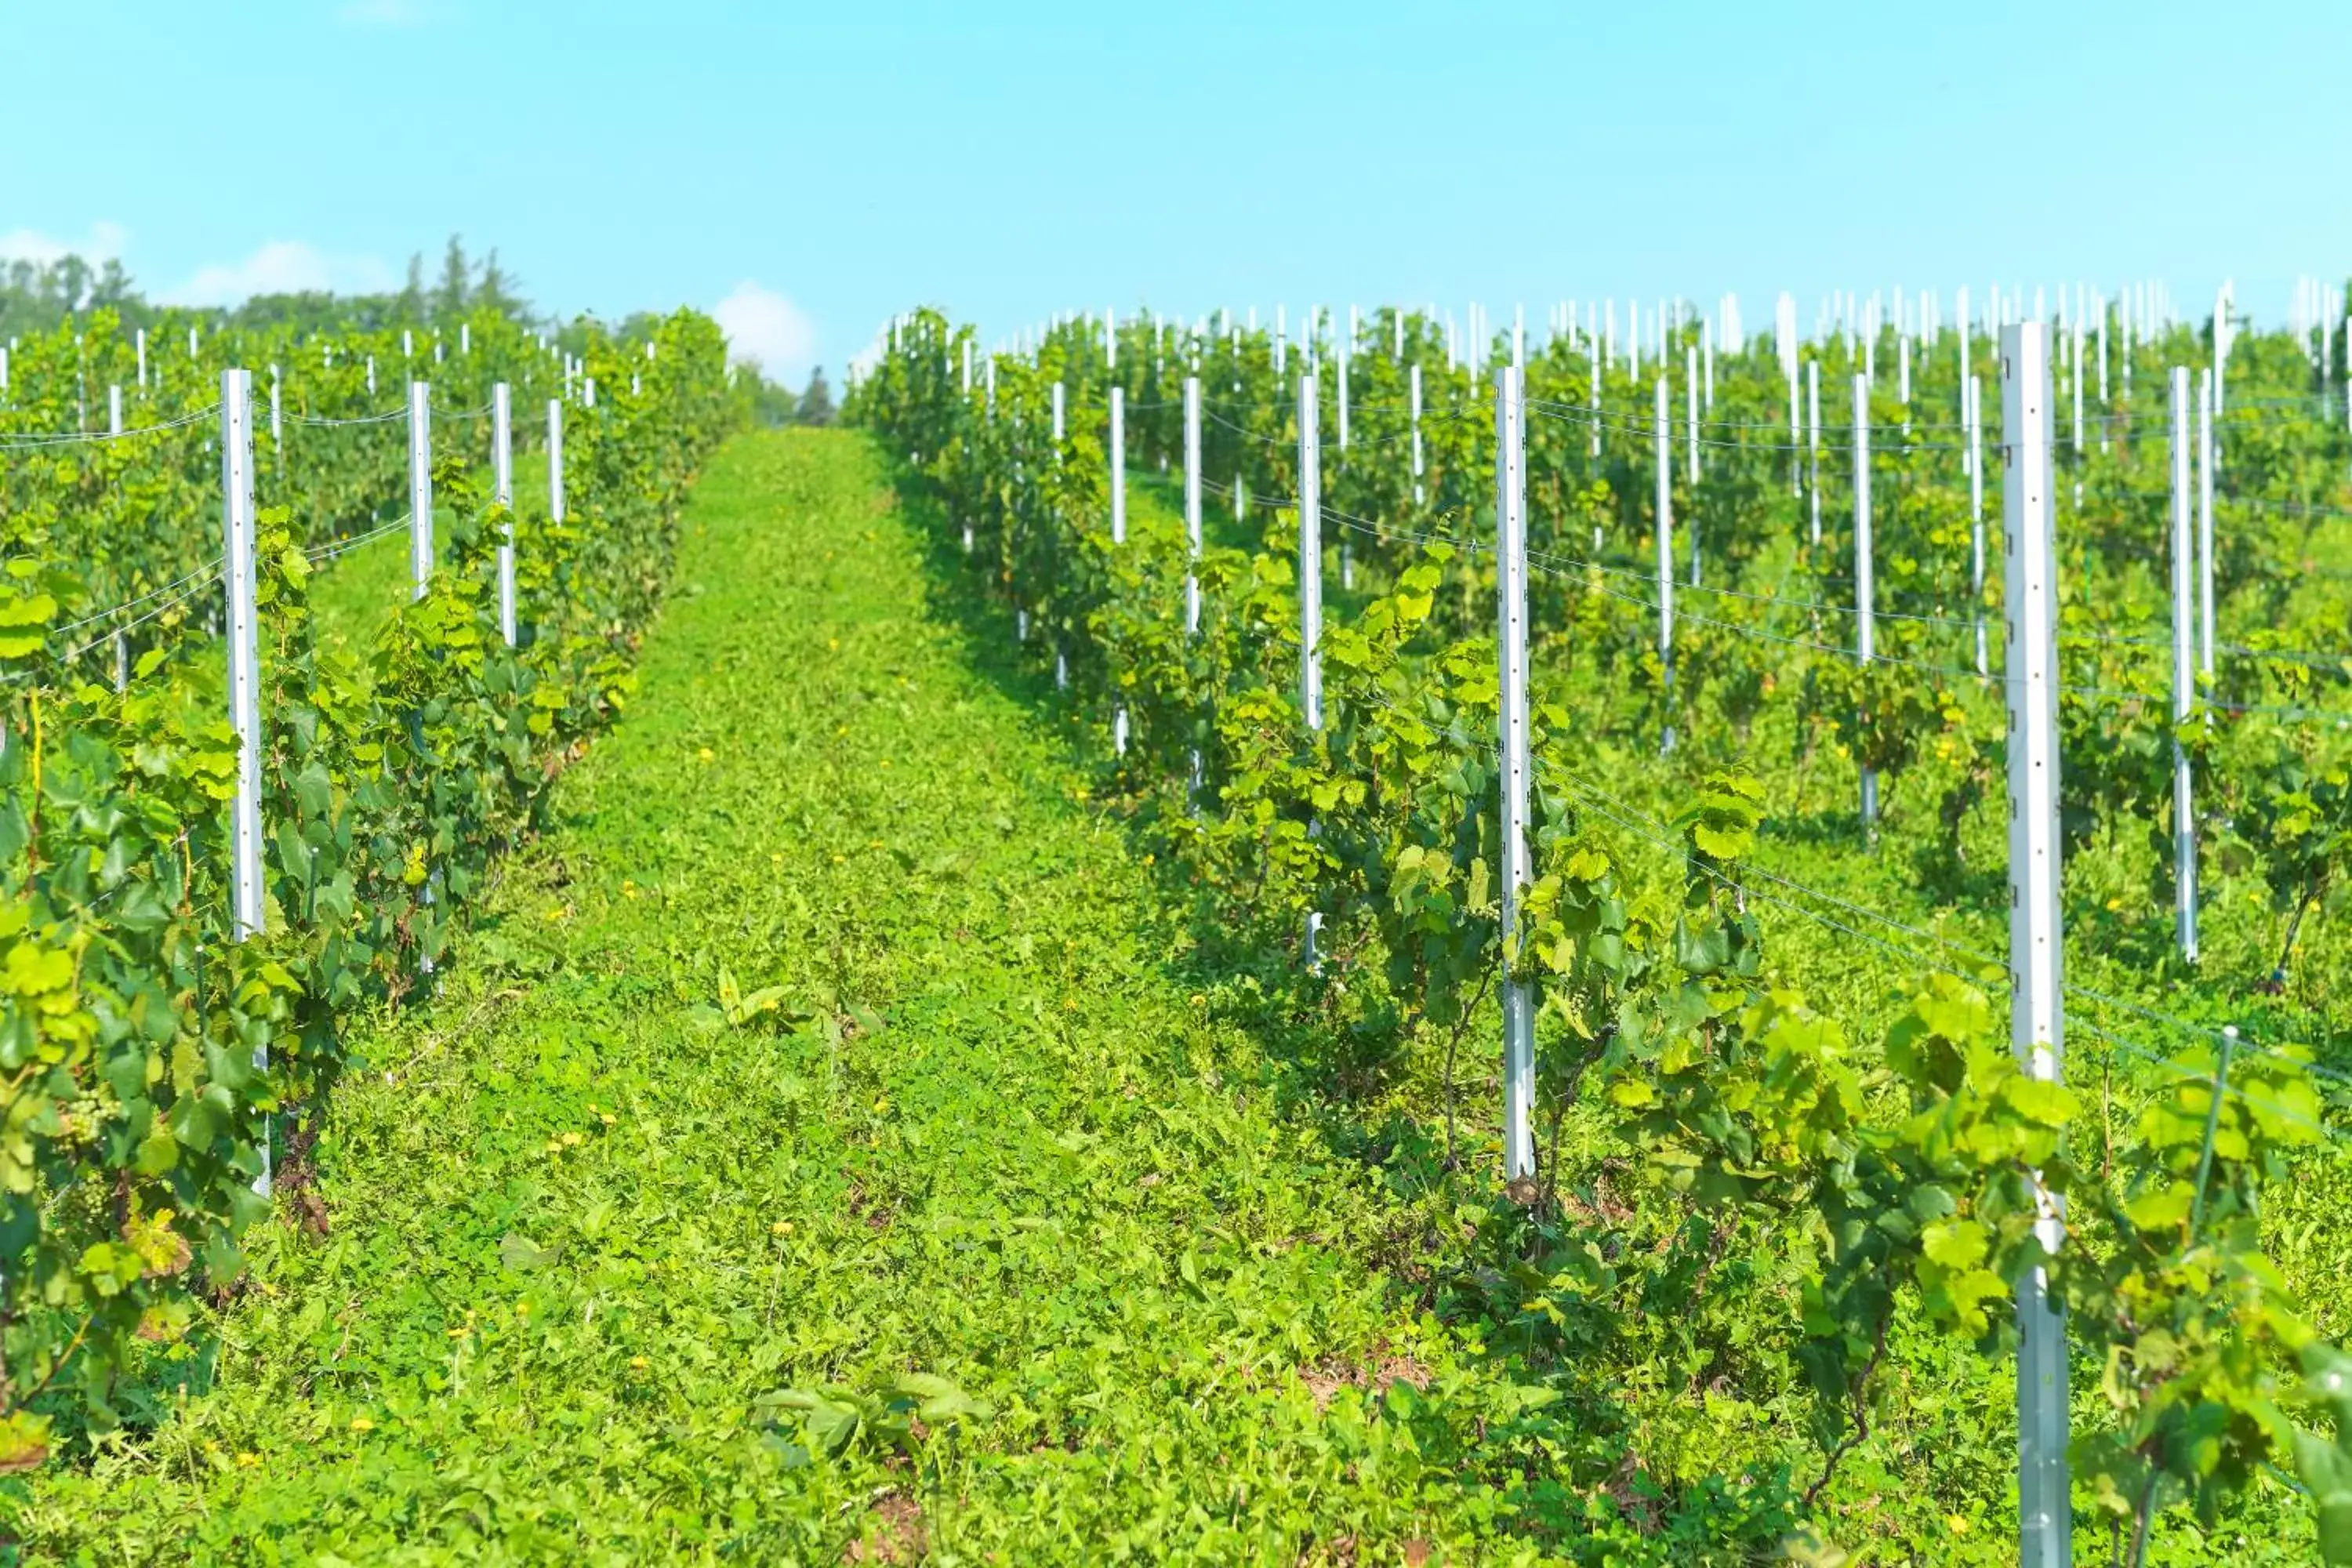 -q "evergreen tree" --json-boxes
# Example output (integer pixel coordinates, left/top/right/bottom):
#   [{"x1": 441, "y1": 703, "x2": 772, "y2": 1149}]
[
  {"x1": 796, "y1": 366, "x2": 834, "y2": 426},
  {"x1": 435, "y1": 235, "x2": 470, "y2": 319},
  {"x1": 475, "y1": 249, "x2": 517, "y2": 318},
  {"x1": 397, "y1": 253, "x2": 426, "y2": 319}
]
